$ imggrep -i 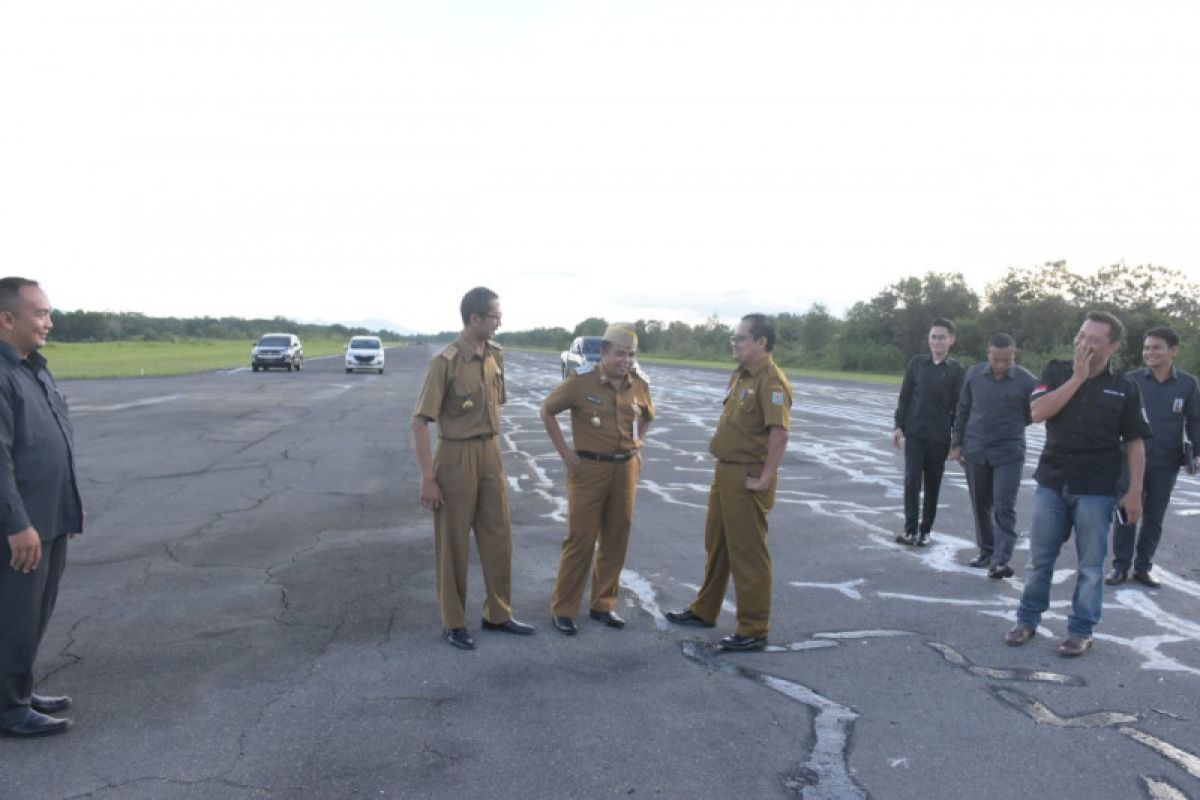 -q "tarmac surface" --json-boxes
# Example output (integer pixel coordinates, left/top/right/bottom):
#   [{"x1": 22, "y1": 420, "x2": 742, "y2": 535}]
[{"x1": 4, "y1": 346, "x2": 1200, "y2": 799}]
